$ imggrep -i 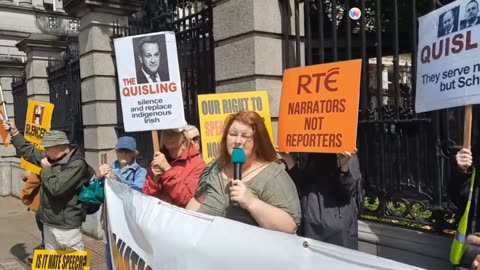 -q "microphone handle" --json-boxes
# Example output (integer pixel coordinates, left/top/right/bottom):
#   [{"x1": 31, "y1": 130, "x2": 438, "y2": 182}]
[
  {"x1": 233, "y1": 163, "x2": 242, "y2": 181},
  {"x1": 232, "y1": 163, "x2": 242, "y2": 206}
]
